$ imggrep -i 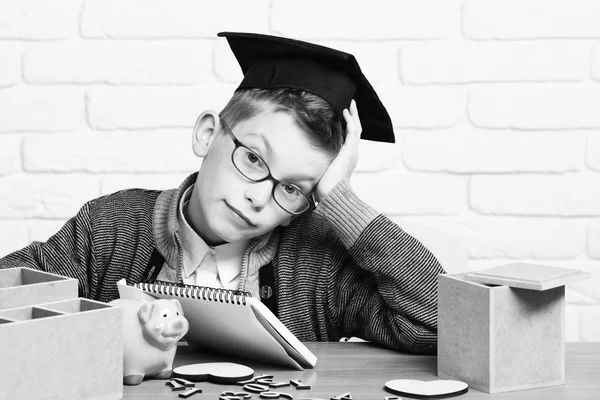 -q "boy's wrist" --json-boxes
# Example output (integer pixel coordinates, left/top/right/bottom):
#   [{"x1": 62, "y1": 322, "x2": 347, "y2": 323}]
[{"x1": 314, "y1": 180, "x2": 379, "y2": 248}]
